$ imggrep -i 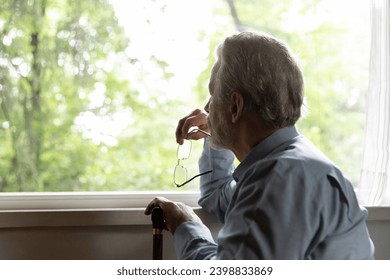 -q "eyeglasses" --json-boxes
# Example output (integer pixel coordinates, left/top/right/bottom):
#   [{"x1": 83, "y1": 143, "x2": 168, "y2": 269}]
[{"x1": 174, "y1": 129, "x2": 213, "y2": 188}]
